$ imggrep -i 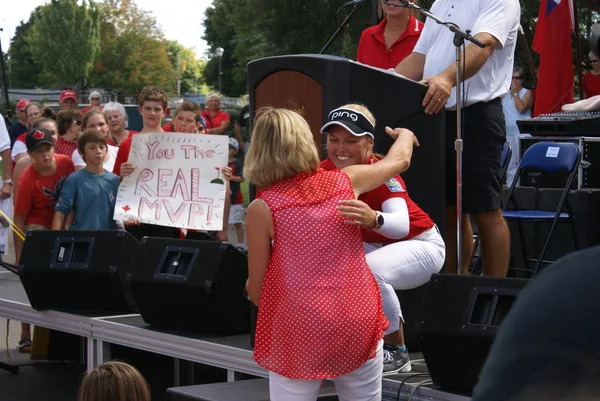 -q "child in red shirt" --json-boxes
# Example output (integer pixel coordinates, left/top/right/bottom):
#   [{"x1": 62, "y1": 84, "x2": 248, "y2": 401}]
[{"x1": 13, "y1": 127, "x2": 75, "y2": 353}]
